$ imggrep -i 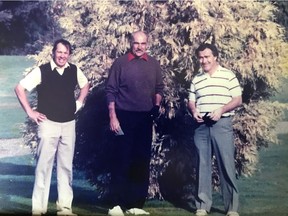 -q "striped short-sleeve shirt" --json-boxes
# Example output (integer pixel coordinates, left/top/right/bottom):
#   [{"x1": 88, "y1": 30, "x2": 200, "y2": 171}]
[{"x1": 189, "y1": 66, "x2": 242, "y2": 117}]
